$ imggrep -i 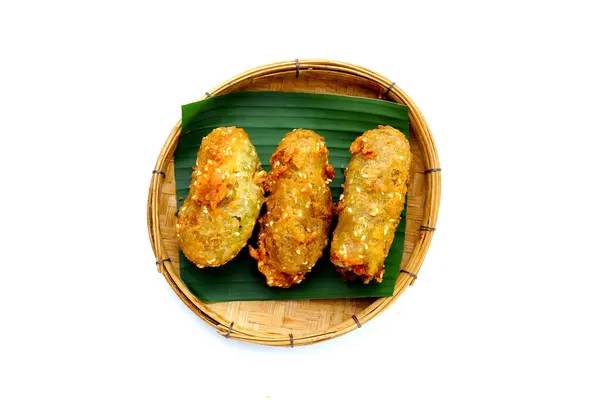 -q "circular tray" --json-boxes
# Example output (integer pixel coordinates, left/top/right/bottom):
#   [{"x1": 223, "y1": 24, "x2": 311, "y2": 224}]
[{"x1": 147, "y1": 59, "x2": 441, "y2": 346}]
